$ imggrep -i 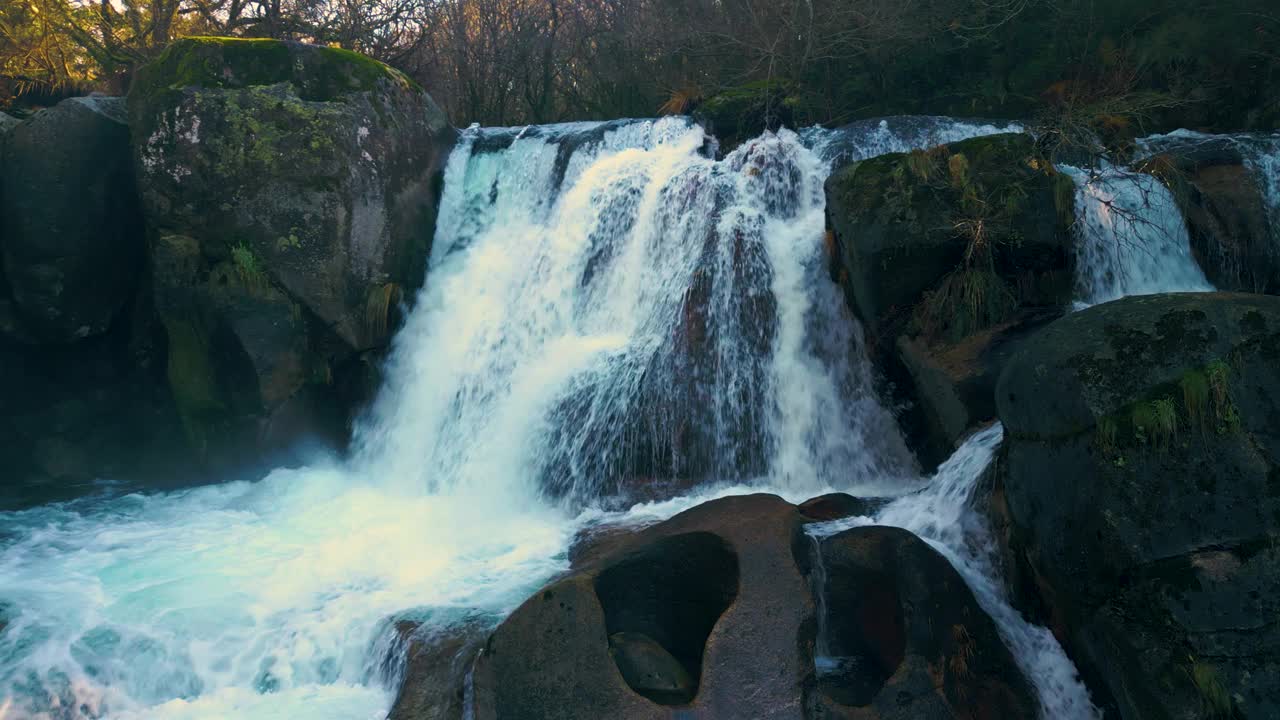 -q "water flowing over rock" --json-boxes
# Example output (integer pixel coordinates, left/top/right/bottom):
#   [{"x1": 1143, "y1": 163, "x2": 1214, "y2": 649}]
[
  {"x1": 1137, "y1": 130, "x2": 1280, "y2": 295},
  {"x1": 0, "y1": 110, "x2": 1102, "y2": 720},
  {"x1": 355, "y1": 118, "x2": 915, "y2": 502},
  {"x1": 127, "y1": 37, "x2": 455, "y2": 465},
  {"x1": 0, "y1": 96, "x2": 143, "y2": 342},
  {"x1": 996, "y1": 292, "x2": 1280, "y2": 719},
  {"x1": 1064, "y1": 164, "x2": 1215, "y2": 307}
]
